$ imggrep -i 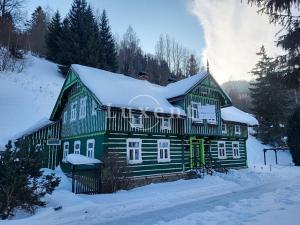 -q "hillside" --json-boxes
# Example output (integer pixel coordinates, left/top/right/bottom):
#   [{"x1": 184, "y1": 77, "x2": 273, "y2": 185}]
[{"x1": 0, "y1": 54, "x2": 64, "y2": 147}]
